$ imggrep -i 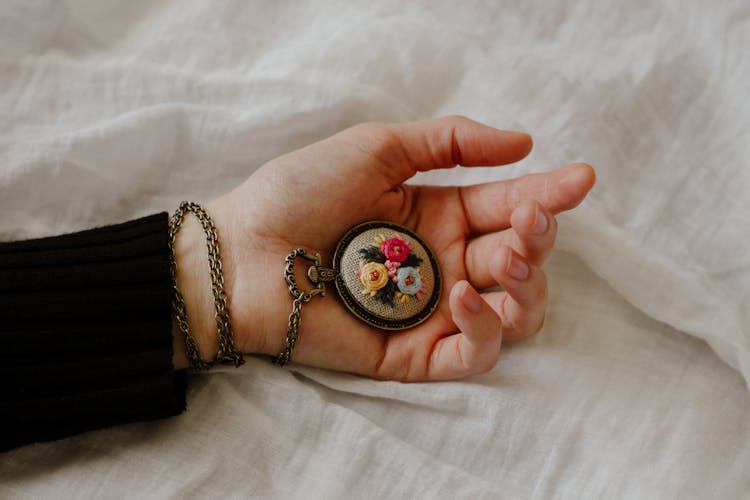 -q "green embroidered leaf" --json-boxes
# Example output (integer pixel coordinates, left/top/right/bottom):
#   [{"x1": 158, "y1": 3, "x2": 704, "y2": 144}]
[
  {"x1": 402, "y1": 253, "x2": 423, "y2": 268},
  {"x1": 374, "y1": 280, "x2": 397, "y2": 307},
  {"x1": 358, "y1": 245, "x2": 386, "y2": 263}
]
